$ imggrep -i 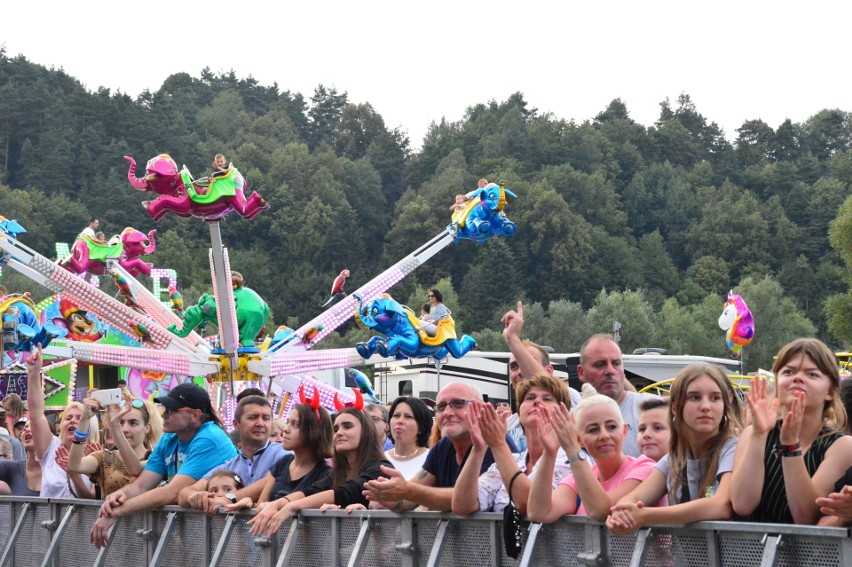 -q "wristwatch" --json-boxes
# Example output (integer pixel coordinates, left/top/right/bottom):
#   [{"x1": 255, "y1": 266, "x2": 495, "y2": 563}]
[
  {"x1": 225, "y1": 493, "x2": 238, "y2": 504},
  {"x1": 567, "y1": 450, "x2": 588, "y2": 464}
]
